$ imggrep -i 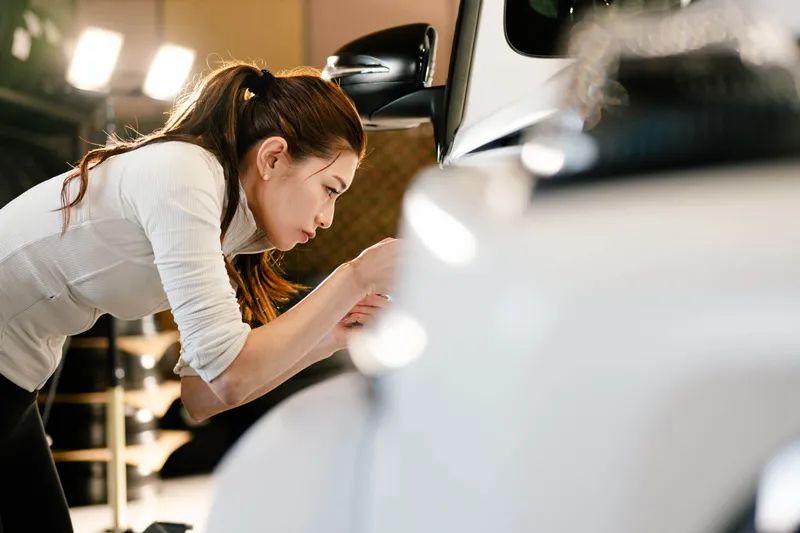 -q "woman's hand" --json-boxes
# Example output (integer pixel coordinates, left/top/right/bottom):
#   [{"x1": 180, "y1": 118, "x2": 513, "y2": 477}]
[
  {"x1": 328, "y1": 293, "x2": 393, "y2": 350},
  {"x1": 349, "y1": 238, "x2": 403, "y2": 296}
]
